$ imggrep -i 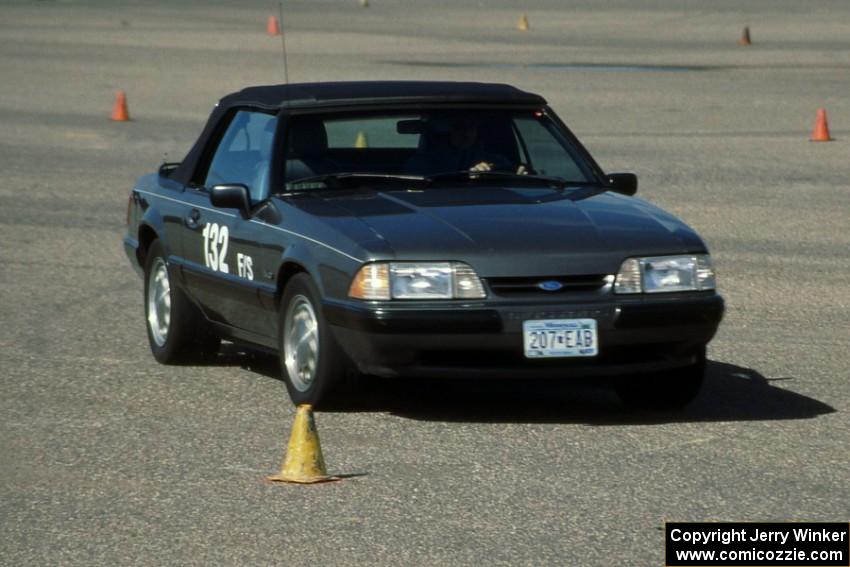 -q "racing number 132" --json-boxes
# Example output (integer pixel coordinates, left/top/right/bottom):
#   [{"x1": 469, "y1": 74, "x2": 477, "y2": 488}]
[{"x1": 202, "y1": 222, "x2": 229, "y2": 273}]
